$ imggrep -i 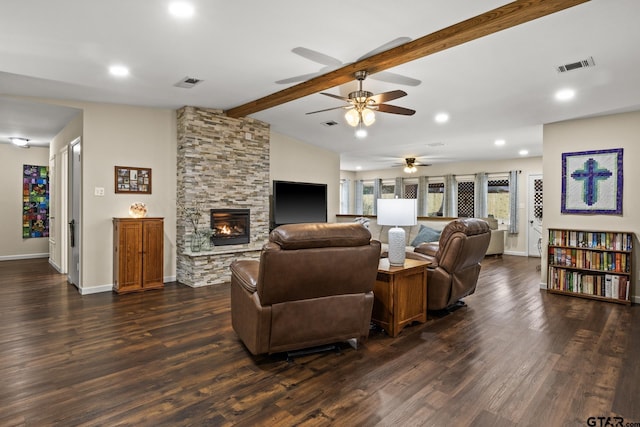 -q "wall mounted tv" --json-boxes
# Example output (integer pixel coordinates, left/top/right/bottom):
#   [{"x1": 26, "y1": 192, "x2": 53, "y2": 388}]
[{"x1": 272, "y1": 180, "x2": 327, "y2": 227}]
